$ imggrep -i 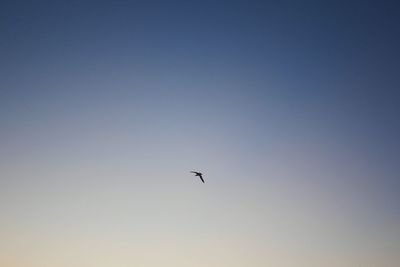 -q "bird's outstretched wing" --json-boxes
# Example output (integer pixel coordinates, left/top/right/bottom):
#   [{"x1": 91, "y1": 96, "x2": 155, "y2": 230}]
[{"x1": 199, "y1": 175, "x2": 205, "y2": 183}]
